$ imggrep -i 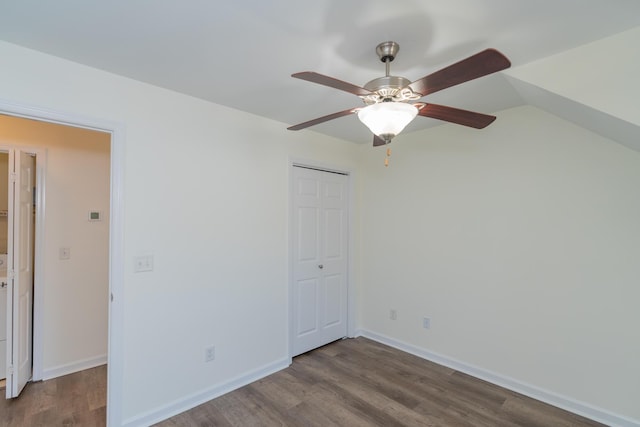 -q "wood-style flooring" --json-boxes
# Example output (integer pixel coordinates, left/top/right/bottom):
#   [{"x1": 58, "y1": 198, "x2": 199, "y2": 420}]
[
  {"x1": 0, "y1": 365, "x2": 106, "y2": 427},
  {"x1": 0, "y1": 338, "x2": 605, "y2": 426},
  {"x1": 157, "y1": 338, "x2": 604, "y2": 426}
]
